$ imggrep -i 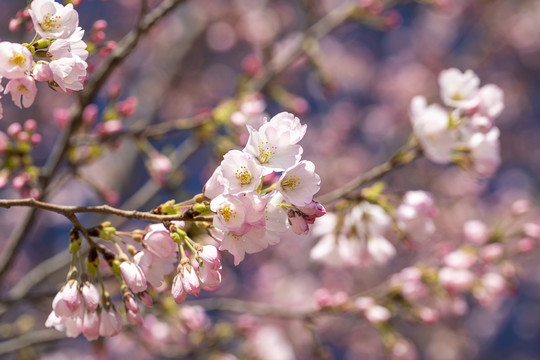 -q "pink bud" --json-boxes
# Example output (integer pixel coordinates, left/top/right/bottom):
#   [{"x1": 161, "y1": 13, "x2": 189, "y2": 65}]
[
  {"x1": 419, "y1": 307, "x2": 439, "y2": 324},
  {"x1": 199, "y1": 245, "x2": 220, "y2": 267},
  {"x1": 9, "y1": 19, "x2": 20, "y2": 32},
  {"x1": 124, "y1": 295, "x2": 138, "y2": 313},
  {"x1": 53, "y1": 108, "x2": 71, "y2": 129},
  {"x1": 32, "y1": 63, "x2": 53, "y2": 82},
  {"x1": 0, "y1": 131, "x2": 8, "y2": 155},
  {"x1": 171, "y1": 275, "x2": 186, "y2": 304},
  {"x1": 16, "y1": 132, "x2": 29, "y2": 143},
  {"x1": 138, "y1": 292, "x2": 153, "y2": 307},
  {"x1": 289, "y1": 212, "x2": 309, "y2": 235},
  {"x1": 83, "y1": 104, "x2": 99, "y2": 126},
  {"x1": 62, "y1": 281, "x2": 82, "y2": 312},
  {"x1": 120, "y1": 261, "x2": 147, "y2": 293},
  {"x1": 7, "y1": 123, "x2": 22, "y2": 137},
  {"x1": 81, "y1": 282, "x2": 100, "y2": 312},
  {"x1": 31, "y1": 133, "x2": 42, "y2": 145},
  {"x1": 99, "y1": 307, "x2": 122, "y2": 337},
  {"x1": 148, "y1": 153, "x2": 172, "y2": 185},
  {"x1": 116, "y1": 96, "x2": 138, "y2": 117},
  {"x1": 93, "y1": 19, "x2": 108, "y2": 31},
  {"x1": 24, "y1": 119, "x2": 37, "y2": 133},
  {"x1": 314, "y1": 288, "x2": 333, "y2": 308},
  {"x1": 126, "y1": 309, "x2": 143, "y2": 326},
  {"x1": 91, "y1": 31, "x2": 106, "y2": 44},
  {"x1": 83, "y1": 311, "x2": 100, "y2": 340},
  {"x1": 199, "y1": 265, "x2": 221, "y2": 289},
  {"x1": 241, "y1": 54, "x2": 262, "y2": 77},
  {"x1": 143, "y1": 224, "x2": 177, "y2": 259}
]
